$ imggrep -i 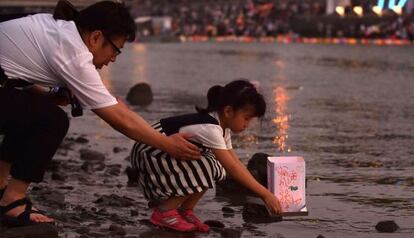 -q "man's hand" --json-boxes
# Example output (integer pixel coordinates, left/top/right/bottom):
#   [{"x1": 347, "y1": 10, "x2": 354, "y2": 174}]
[{"x1": 164, "y1": 133, "x2": 201, "y2": 160}]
